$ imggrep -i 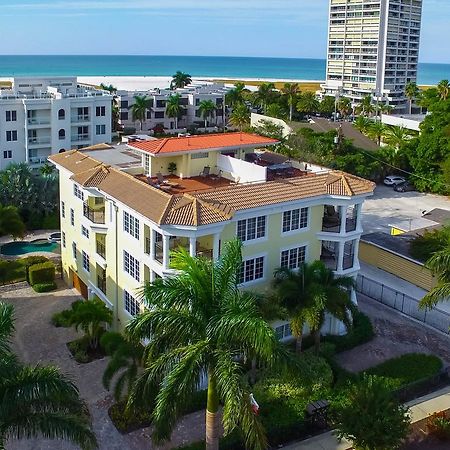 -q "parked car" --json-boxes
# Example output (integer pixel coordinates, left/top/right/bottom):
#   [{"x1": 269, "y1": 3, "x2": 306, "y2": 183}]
[
  {"x1": 383, "y1": 175, "x2": 407, "y2": 186},
  {"x1": 394, "y1": 182, "x2": 415, "y2": 192}
]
